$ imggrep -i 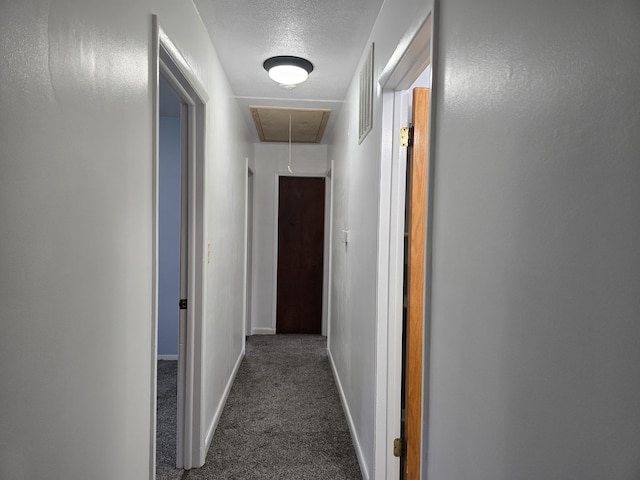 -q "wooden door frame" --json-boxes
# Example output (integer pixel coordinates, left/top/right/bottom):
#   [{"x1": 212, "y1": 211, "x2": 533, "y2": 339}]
[
  {"x1": 151, "y1": 16, "x2": 208, "y2": 475},
  {"x1": 271, "y1": 171, "x2": 330, "y2": 335},
  {"x1": 375, "y1": 7, "x2": 437, "y2": 479},
  {"x1": 404, "y1": 87, "x2": 430, "y2": 479}
]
